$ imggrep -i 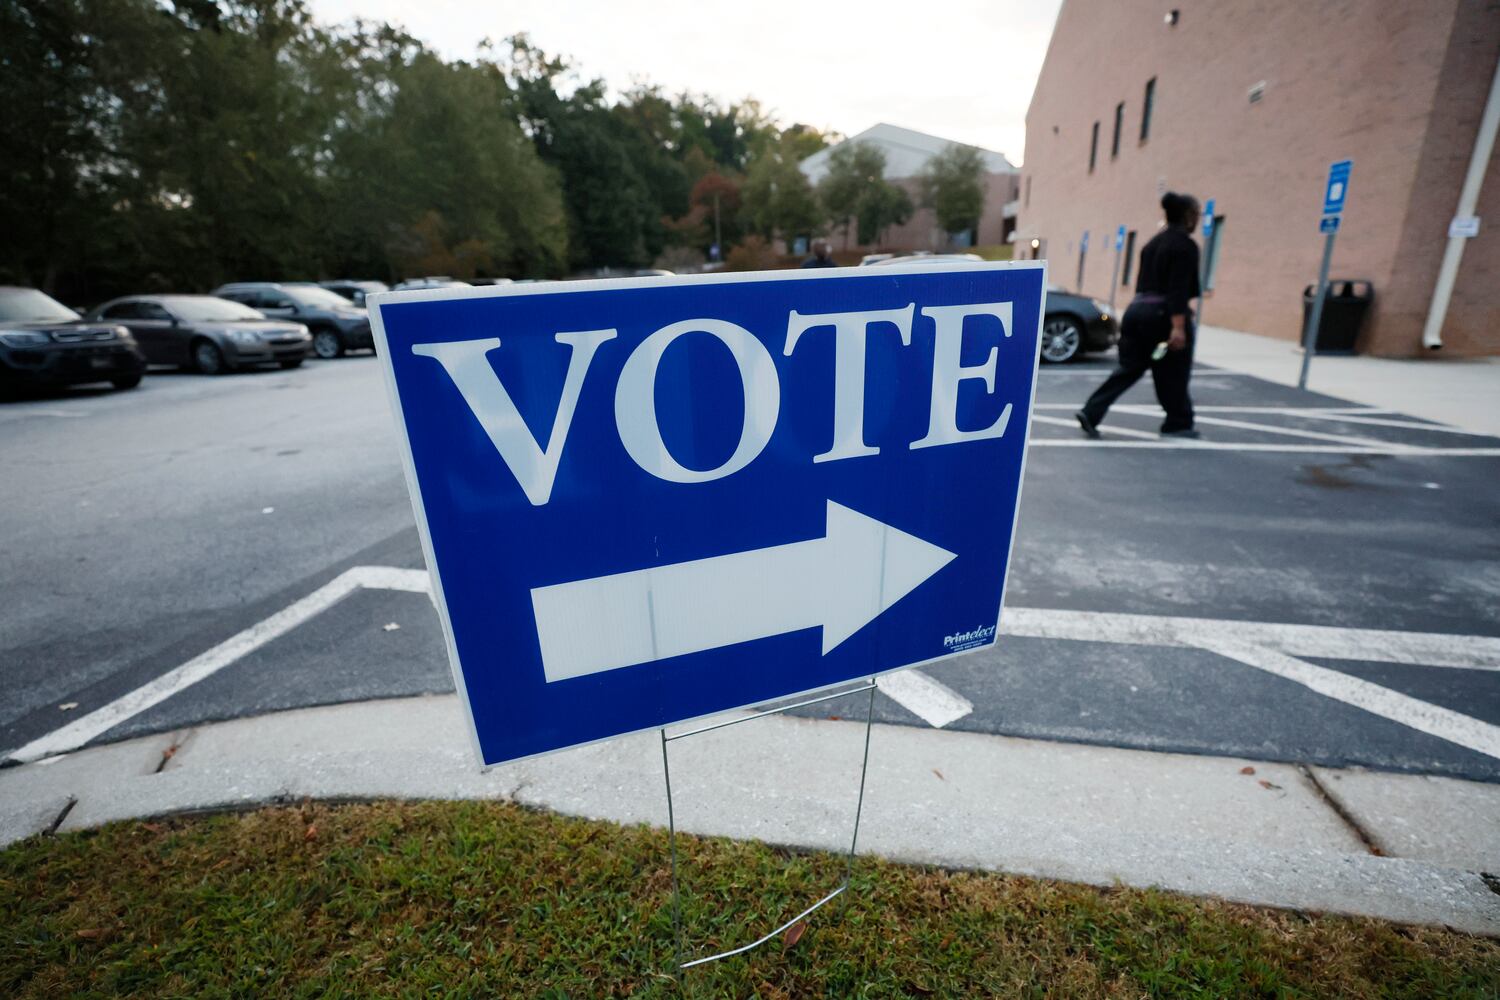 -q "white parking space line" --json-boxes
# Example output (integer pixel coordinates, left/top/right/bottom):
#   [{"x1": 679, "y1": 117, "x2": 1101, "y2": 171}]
[
  {"x1": 877, "y1": 669, "x2": 974, "y2": 727},
  {"x1": 1030, "y1": 414, "x2": 1161, "y2": 441},
  {"x1": 1155, "y1": 412, "x2": 1413, "y2": 451},
  {"x1": 1036, "y1": 368, "x2": 1264, "y2": 377},
  {"x1": 1287, "y1": 410, "x2": 1481, "y2": 435},
  {"x1": 1027, "y1": 439, "x2": 1500, "y2": 456},
  {"x1": 11, "y1": 566, "x2": 1497, "y2": 765},
  {"x1": 2, "y1": 565, "x2": 433, "y2": 764},
  {"x1": 1000, "y1": 607, "x2": 1500, "y2": 670},
  {"x1": 1199, "y1": 639, "x2": 1500, "y2": 762},
  {"x1": 1032, "y1": 404, "x2": 1390, "y2": 414}
]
